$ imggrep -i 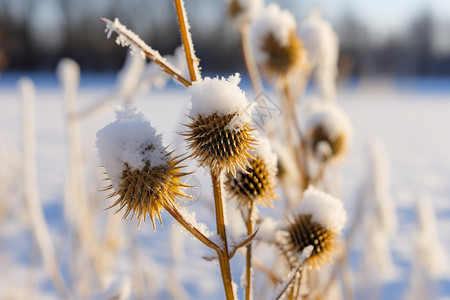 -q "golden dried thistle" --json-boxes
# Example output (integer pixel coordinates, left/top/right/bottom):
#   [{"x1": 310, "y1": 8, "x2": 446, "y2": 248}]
[
  {"x1": 283, "y1": 214, "x2": 337, "y2": 269},
  {"x1": 277, "y1": 186, "x2": 346, "y2": 269},
  {"x1": 185, "y1": 113, "x2": 255, "y2": 175},
  {"x1": 96, "y1": 106, "x2": 191, "y2": 229},
  {"x1": 308, "y1": 124, "x2": 347, "y2": 161},
  {"x1": 184, "y1": 74, "x2": 255, "y2": 175},
  {"x1": 304, "y1": 104, "x2": 352, "y2": 162},
  {"x1": 225, "y1": 156, "x2": 276, "y2": 208},
  {"x1": 225, "y1": 136, "x2": 277, "y2": 207},
  {"x1": 105, "y1": 152, "x2": 190, "y2": 229},
  {"x1": 260, "y1": 31, "x2": 304, "y2": 76}
]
